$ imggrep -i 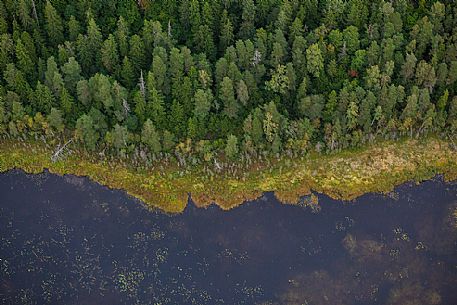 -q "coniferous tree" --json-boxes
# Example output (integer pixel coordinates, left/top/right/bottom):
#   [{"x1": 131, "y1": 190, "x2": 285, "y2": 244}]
[
  {"x1": 62, "y1": 57, "x2": 82, "y2": 93},
  {"x1": 44, "y1": 1, "x2": 64, "y2": 47},
  {"x1": 15, "y1": 38, "x2": 34, "y2": 82},
  {"x1": 101, "y1": 34, "x2": 120, "y2": 74},
  {"x1": 220, "y1": 77, "x2": 238, "y2": 119},
  {"x1": 116, "y1": 17, "x2": 130, "y2": 58},
  {"x1": 225, "y1": 134, "x2": 239, "y2": 160},
  {"x1": 0, "y1": 0, "x2": 455, "y2": 163},
  {"x1": 219, "y1": 10, "x2": 234, "y2": 53},
  {"x1": 146, "y1": 72, "x2": 166, "y2": 129},
  {"x1": 48, "y1": 107, "x2": 64, "y2": 133},
  {"x1": 239, "y1": 0, "x2": 255, "y2": 40},
  {"x1": 68, "y1": 16, "x2": 81, "y2": 41},
  {"x1": 142, "y1": 119, "x2": 162, "y2": 155},
  {"x1": 306, "y1": 43, "x2": 324, "y2": 78},
  {"x1": 111, "y1": 124, "x2": 129, "y2": 152},
  {"x1": 129, "y1": 34, "x2": 146, "y2": 73},
  {"x1": 33, "y1": 81, "x2": 55, "y2": 114},
  {"x1": 121, "y1": 56, "x2": 136, "y2": 88},
  {"x1": 75, "y1": 114, "x2": 99, "y2": 150}
]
